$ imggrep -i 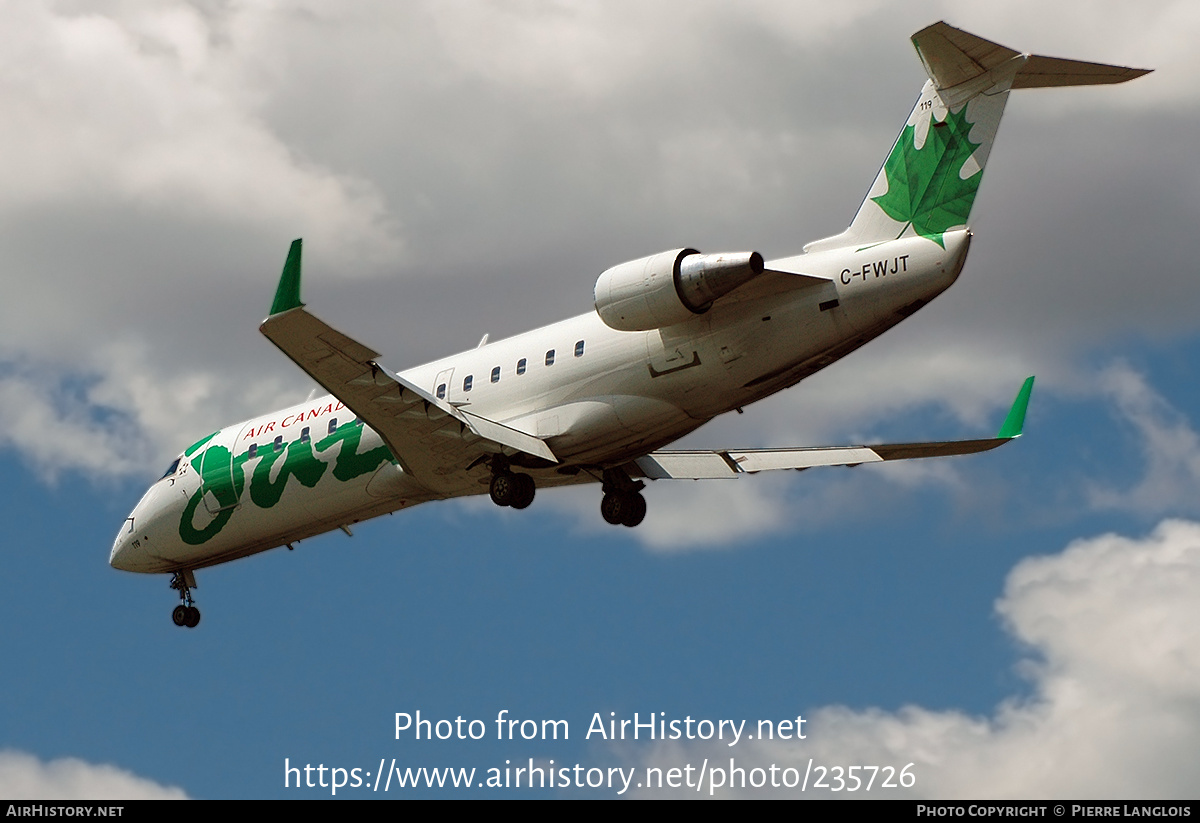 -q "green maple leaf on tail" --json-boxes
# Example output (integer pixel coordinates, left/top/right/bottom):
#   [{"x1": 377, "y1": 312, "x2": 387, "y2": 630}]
[{"x1": 871, "y1": 105, "x2": 982, "y2": 248}]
